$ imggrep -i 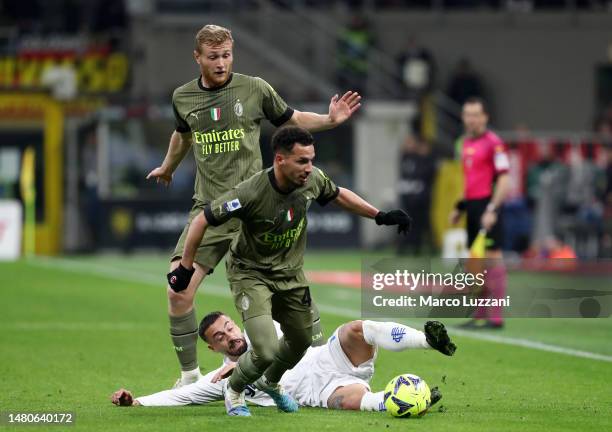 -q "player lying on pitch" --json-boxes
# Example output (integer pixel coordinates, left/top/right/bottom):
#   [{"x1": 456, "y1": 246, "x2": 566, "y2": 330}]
[{"x1": 111, "y1": 311, "x2": 456, "y2": 411}]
